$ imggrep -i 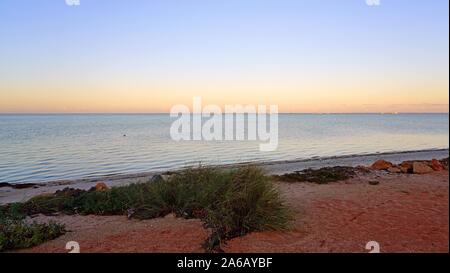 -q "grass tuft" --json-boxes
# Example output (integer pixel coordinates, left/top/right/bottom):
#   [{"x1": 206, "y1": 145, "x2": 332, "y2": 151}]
[
  {"x1": 1, "y1": 166, "x2": 292, "y2": 252},
  {"x1": 0, "y1": 205, "x2": 65, "y2": 252}
]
